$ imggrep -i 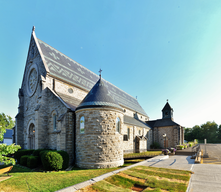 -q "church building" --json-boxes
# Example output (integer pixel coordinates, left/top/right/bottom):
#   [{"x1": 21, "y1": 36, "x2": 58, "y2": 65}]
[{"x1": 15, "y1": 27, "x2": 183, "y2": 168}]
